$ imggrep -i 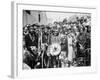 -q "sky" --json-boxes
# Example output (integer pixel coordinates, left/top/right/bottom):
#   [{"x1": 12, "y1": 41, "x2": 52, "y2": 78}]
[{"x1": 45, "y1": 11, "x2": 90, "y2": 23}]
